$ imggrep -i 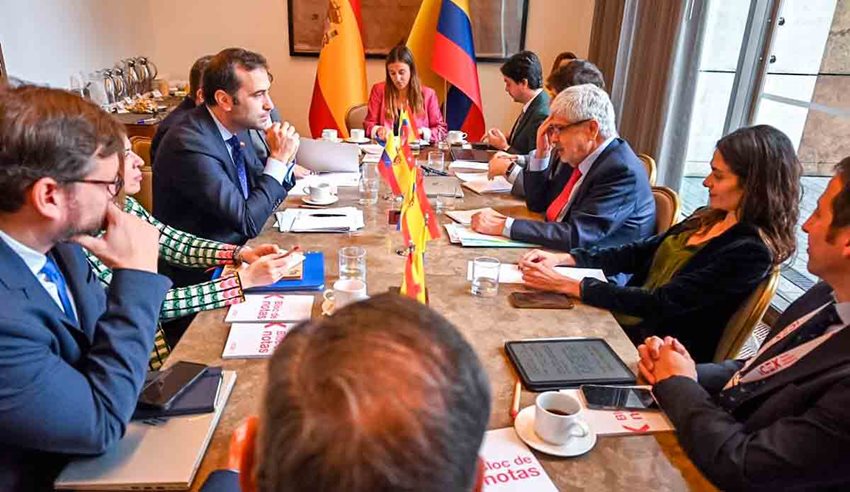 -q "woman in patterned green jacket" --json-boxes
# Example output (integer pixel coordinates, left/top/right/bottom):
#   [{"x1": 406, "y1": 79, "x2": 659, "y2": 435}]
[{"x1": 85, "y1": 137, "x2": 295, "y2": 368}]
